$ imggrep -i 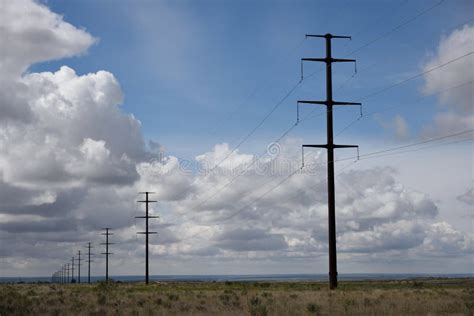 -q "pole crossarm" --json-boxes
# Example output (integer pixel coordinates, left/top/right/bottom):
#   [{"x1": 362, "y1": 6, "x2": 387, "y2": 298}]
[
  {"x1": 303, "y1": 144, "x2": 328, "y2": 149},
  {"x1": 302, "y1": 57, "x2": 356, "y2": 63},
  {"x1": 137, "y1": 231, "x2": 158, "y2": 234},
  {"x1": 306, "y1": 34, "x2": 351, "y2": 39},
  {"x1": 298, "y1": 100, "x2": 361, "y2": 106}
]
